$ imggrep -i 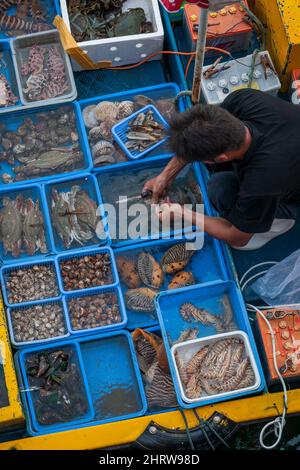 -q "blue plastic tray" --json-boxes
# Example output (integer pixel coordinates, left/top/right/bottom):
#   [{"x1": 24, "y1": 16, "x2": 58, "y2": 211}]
[
  {"x1": 55, "y1": 246, "x2": 119, "y2": 295},
  {"x1": 112, "y1": 105, "x2": 169, "y2": 160},
  {"x1": 42, "y1": 173, "x2": 110, "y2": 254},
  {"x1": 0, "y1": 39, "x2": 21, "y2": 112},
  {"x1": 77, "y1": 82, "x2": 185, "y2": 171},
  {"x1": 0, "y1": 2, "x2": 59, "y2": 40},
  {"x1": 115, "y1": 235, "x2": 228, "y2": 330},
  {"x1": 15, "y1": 331, "x2": 147, "y2": 436},
  {"x1": 0, "y1": 183, "x2": 53, "y2": 264},
  {"x1": 17, "y1": 341, "x2": 94, "y2": 434},
  {"x1": 64, "y1": 286, "x2": 127, "y2": 337},
  {"x1": 156, "y1": 280, "x2": 266, "y2": 408},
  {"x1": 0, "y1": 257, "x2": 60, "y2": 308},
  {"x1": 7, "y1": 299, "x2": 69, "y2": 348},
  {"x1": 0, "y1": 102, "x2": 92, "y2": 188},
  {"x1": 96, "y1": 157, "x2": 205, "y2": 248}
]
